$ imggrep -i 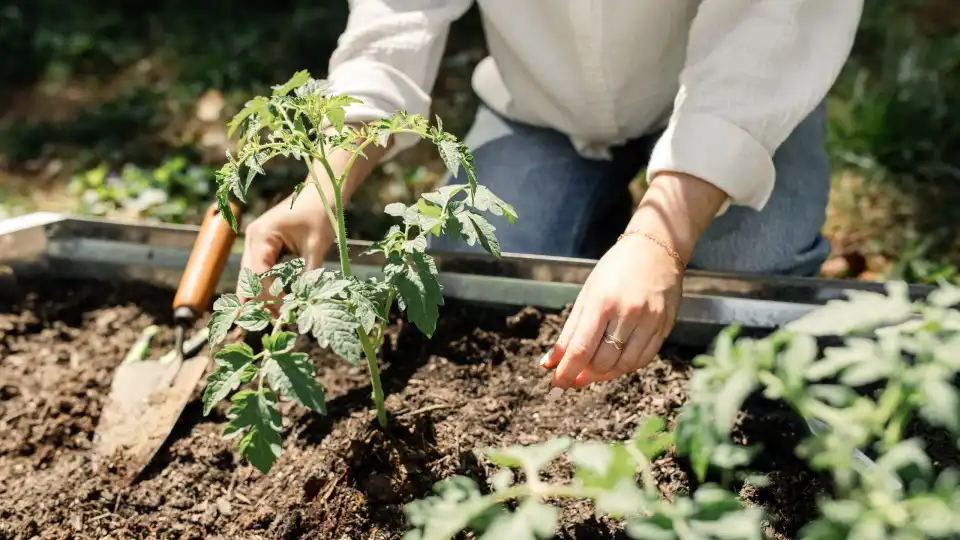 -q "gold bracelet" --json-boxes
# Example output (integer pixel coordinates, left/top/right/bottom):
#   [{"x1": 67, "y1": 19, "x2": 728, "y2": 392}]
[{"x1": 617, "y1": 230, "x2": 687, "y2": 270}]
